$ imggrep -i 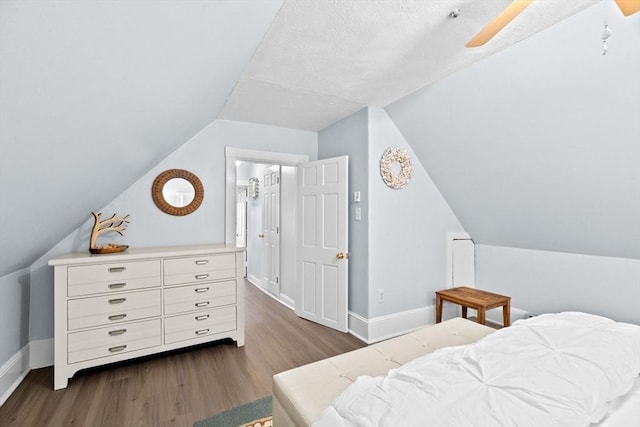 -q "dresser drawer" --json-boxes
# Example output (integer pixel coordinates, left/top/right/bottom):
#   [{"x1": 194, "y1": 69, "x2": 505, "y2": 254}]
[
  {"x1": 164, "y1": 306, "x2": 236, "y2": 344},
  {"x1": 67, "y1": 289, "x2": 161, "y2": 330},
  {"x1": 68, "y1": 319, "x2": 161, "y2": 364},
  {"x1": 164, "y1": 254, "x2": 236, "y2": 286},
  {"x1": 68, "y1": 260, "x2": 161, "y2": 297},
  {"x1": 164, "y1": 280, "x2": 236, "y2": 315}
]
